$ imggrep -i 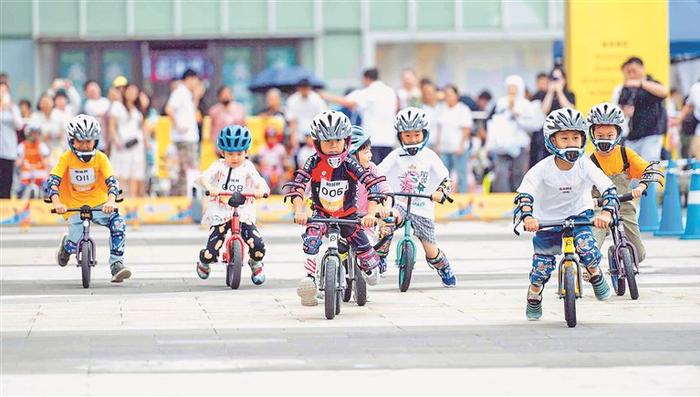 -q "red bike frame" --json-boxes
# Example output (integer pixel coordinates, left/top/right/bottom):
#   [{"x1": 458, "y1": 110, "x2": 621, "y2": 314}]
[{"x1": 212, "y1": 192, "x2": 258, "y2": 263}]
